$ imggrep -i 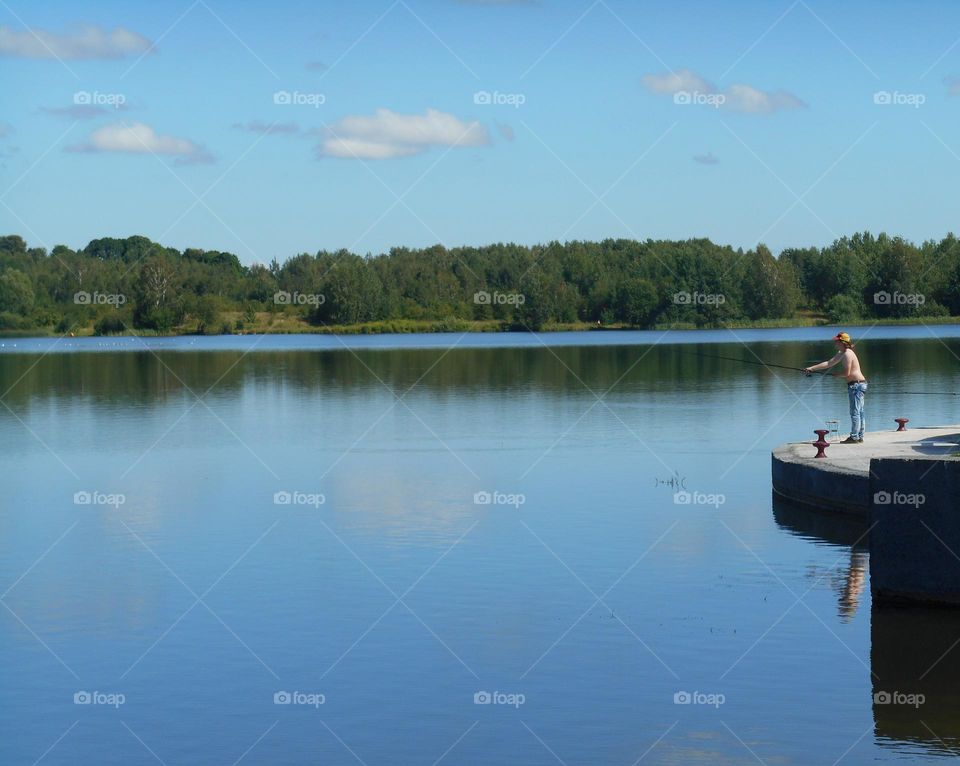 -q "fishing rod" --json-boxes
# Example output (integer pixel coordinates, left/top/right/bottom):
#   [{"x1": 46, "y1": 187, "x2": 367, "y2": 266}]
[
  {"x1": 677, "y1": 349, "x2": 960, "y2": 395},
  {"x1": 676, "y1": 349, "x2": 838, "y2": 376}
]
